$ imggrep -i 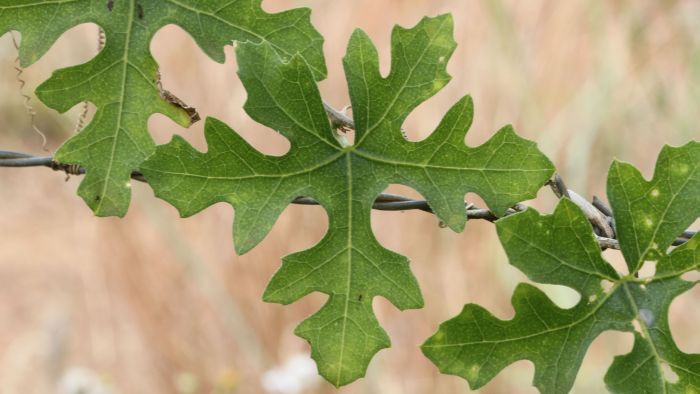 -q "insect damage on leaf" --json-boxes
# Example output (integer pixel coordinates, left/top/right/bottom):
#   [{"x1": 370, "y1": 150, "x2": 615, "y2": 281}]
[
  {"x1": 423, "y1": 141, "x2": 699, "y2": 393},
  {"x1": 141, "y1": 14, "x2": 554, "y2": 386},
  {"x1": 0, "y1": 0, "x2": 325, "y2": 217}
]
